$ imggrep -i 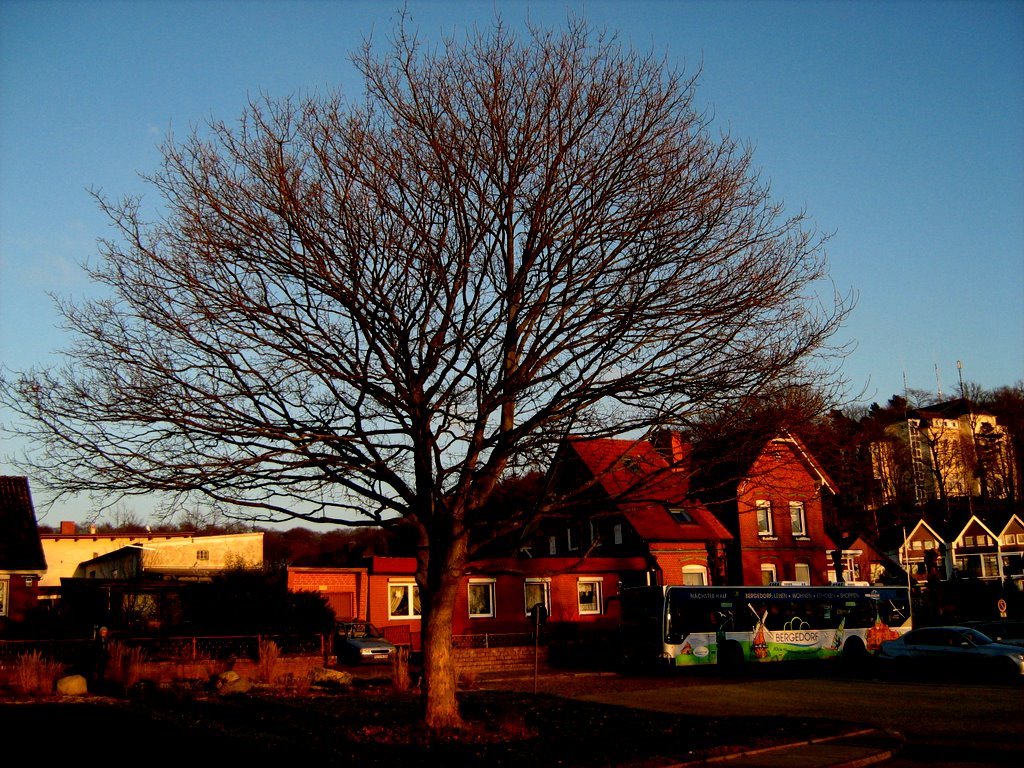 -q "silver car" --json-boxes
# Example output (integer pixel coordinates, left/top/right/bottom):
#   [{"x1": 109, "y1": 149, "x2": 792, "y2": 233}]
[
  {"x1": 878, "y1": 625, "x2": 1024, "y2": 679},
  {"x1": 334, "y1": 621, "x2": 396, "y2": 665}
]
